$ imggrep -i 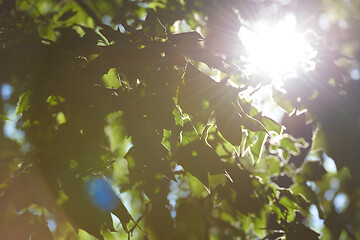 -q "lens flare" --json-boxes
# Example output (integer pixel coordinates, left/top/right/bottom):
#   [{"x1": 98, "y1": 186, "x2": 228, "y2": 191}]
[
  {"x1": 85, "y1": 177, "x2": 119, "y2": 212},
  {"x1": 239, "y1": 15, "x2": 315, "y2": 81}
]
